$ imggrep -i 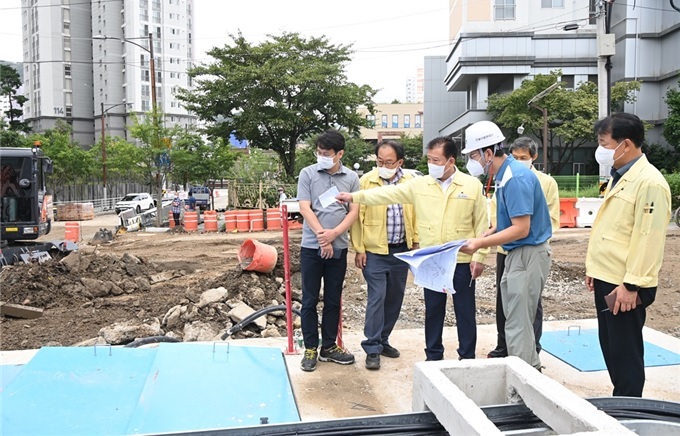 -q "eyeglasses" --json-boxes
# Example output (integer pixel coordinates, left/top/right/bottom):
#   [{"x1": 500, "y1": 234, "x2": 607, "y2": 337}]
[
  {"x1": 377, "y1": 160, "x2": 399, "y2": 168},
  {"x1": 316, "y1": 150, "x2": 336, "y2": 158}
]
